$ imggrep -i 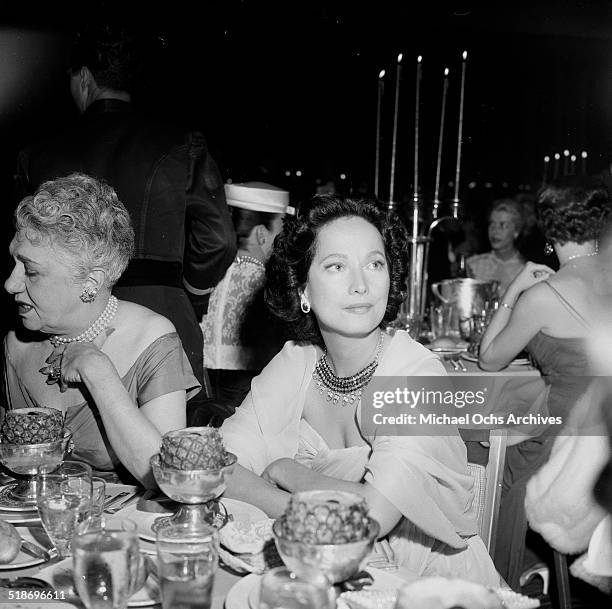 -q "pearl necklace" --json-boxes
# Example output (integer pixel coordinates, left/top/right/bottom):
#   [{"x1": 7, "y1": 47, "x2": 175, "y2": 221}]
[
  {"x1": 237, "y1": 255, "x2": 265, "y2": 268},
  {"x1": 312, "y1": 330, "x2": 384, "y2": 406},
  {"x1": 566, "y1": 251, "x2": 598, "y2": 261},
  {"x1": 49, "y1": 296, "x2": 119, "y2": 348}
]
